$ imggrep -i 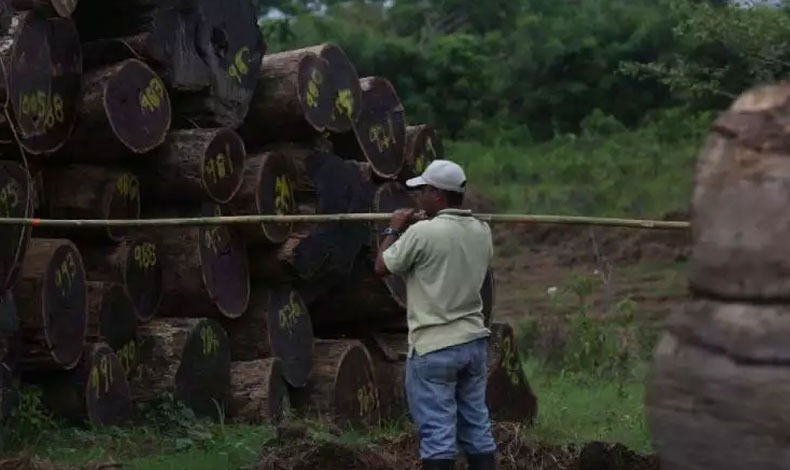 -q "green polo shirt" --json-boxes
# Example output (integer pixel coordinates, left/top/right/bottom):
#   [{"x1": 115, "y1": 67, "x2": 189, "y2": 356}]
[{"x1": 382, "y1": 208, "x2": 493, "y2": 356}]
